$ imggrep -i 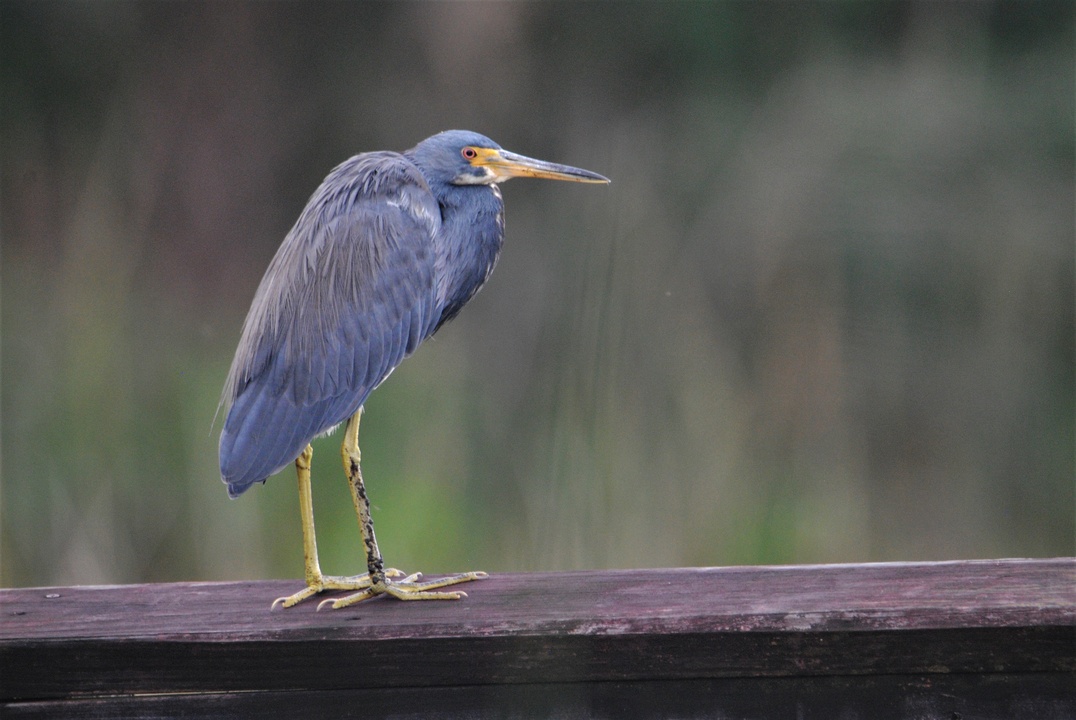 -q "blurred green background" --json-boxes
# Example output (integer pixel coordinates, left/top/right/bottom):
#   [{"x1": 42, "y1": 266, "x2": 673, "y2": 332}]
[{"x1": 2, "y1": 1, "x2": 1072, "y2": 589}]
